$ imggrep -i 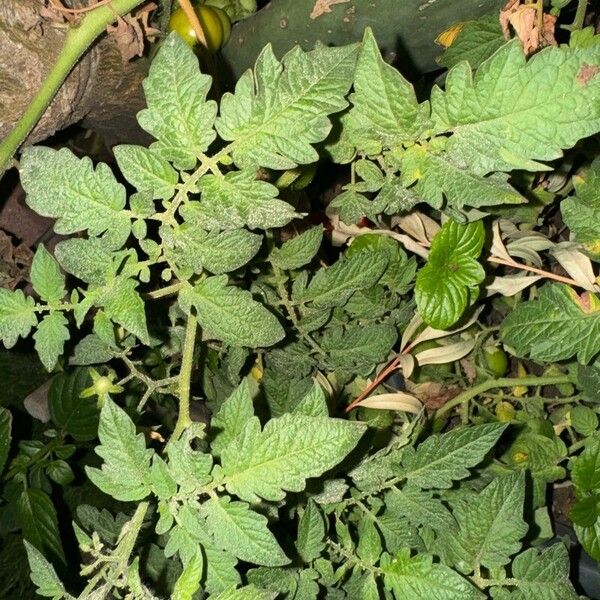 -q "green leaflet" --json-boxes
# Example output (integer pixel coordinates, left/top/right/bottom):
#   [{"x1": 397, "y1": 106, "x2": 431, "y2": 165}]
[
  {"x1": 188, "y1": 170, "x2": 298, "y2": 230},
  {"x1": 86, "y1": 398, "x2": 154, "y2": 501},
  {"x1": 571, "y1": 436, "x2": 600, "y2": 492},
  {"x1": 33, "y1": 313, "x2": 69, "y2": 372},
  {"x1": 30, "y1": 246, "x2": 65, "y2": 304},
  {"x1": 137, "y1": 33, "x2": 217, "y2": 169},
  {"x1": 24, "y1": 541, "x2": 67, "y2": 600},
  {"x1": 113, "y1": 144, "x2": 178, "y2": 200},
  {"x1": 415, "y1": 219, "x2": 485, "y2": 329},
  {"x1": 216, "y1": 43, "x2": 359, "y2": 169},
  {"x1": 561, "y1": 157, "x2": 600, "y2": 260},
  {"x1": 18, "y1": 488, "x2": 65, "y2": 565},
  {"x1": 210, "y1": 381, "x2": 255, "y2": 457},
  {"x1": 20, "y1": 147, "x2": 130, "y2": 249},
  {"x1": 501, "y1": 284, "x2": 600, "y2": 364},
  {"x1": 172, "y1": 550, "x2": 202, "y2": 600},
  {"x1": 221, "y1": 413, "x2": 366, "y2": 502},
  {"x1": 432, "y1": 41, "x2": 600, "y2": 174},
  {"x1": 436, "y1": 14, "x2": 505, "y2": 70},
  {"x1": 400, "y1": 423, "x2": 506, "y2": 488},
  {"x1": 0, "y1": 289, "x2": 37, "y2": 349},
  {"x1": 443, "y1": 472, "x2": 528, "y2": 573},
  {"x1": 54, "y1": 238, "x2": 117, "y2": 285},
  {"x1": 300, "y1": 251, "x2": 388, "y2": 307},
  {"x1": 381, "y1": 549, "x2": 482, "y2": 600},
  {"x1": 163, "y1": 224, "x2": 262, "y2": 275},
  {"x1": 399, "y1": 144, "x2": 524, "y2": 210},
  {"x1": 296, "y1": 500, "x2": 326, "y2": 563},
  {"x1": 489, "y1": 545, "x2": 579, "y2": 600},
  {"x1": 270, "y1": 226, "x2": 324, "y2": 271},
  {"x1": 179, "y1": 276, "x2": 284, "y2": 348},
  {"x1": 346, "y1": 28, "x2": 430, "y2": 153},
  {"x1": 202, "y1": 496, "x2": 289, "y2": 566}
]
